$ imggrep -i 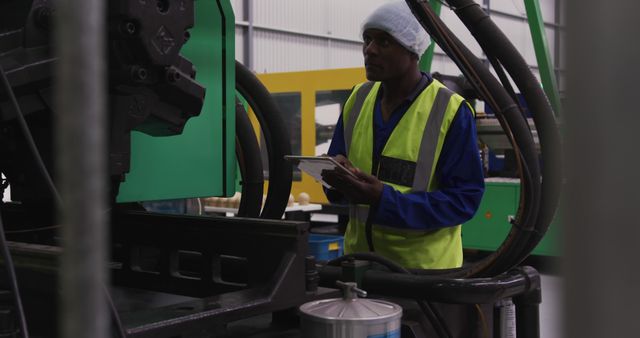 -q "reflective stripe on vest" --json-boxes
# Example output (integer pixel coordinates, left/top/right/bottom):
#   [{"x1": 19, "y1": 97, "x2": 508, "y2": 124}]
[
  {"x1": 341, "y1": 79, "x2": 468, "y2": 269},
  {"x1": 413, "y1": 88, "x2": 454, "y2": 191},
  {"x1": 345, "y1": 81, "x2": 375, "y2": 156}
]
